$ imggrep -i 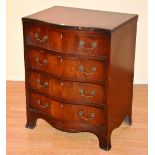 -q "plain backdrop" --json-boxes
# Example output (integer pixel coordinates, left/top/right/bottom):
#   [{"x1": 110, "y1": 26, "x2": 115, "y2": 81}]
[{"x1": 6, "y1": 0, "x2": 147, "y2": 84}]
